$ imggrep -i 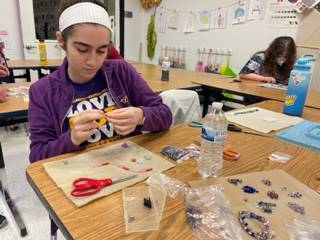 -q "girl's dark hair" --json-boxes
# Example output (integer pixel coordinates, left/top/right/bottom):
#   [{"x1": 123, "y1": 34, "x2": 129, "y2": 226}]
[
  {"x1": 57, "y1": 0, "x2": 107, "y2": 43},
  {"x1": 261, "y1": 36, "x2": 297, "y2": 81}
]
